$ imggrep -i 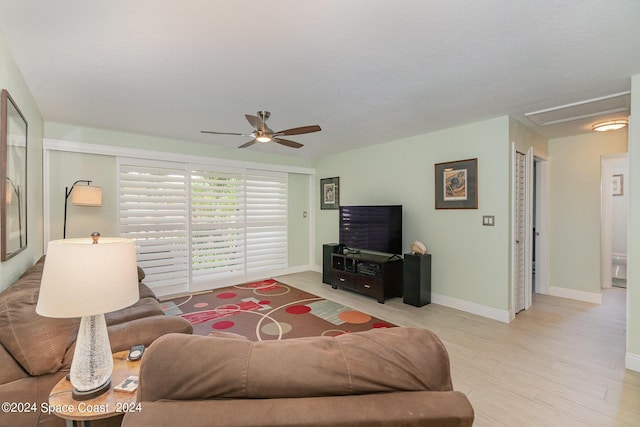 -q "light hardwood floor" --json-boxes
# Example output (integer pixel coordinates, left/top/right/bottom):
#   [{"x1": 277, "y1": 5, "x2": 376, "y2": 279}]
[{"x1": 276, "y1": 271, "x2": 640, "y2": 427}]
